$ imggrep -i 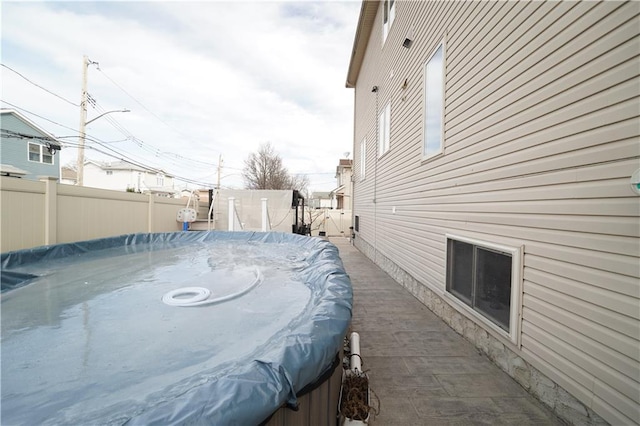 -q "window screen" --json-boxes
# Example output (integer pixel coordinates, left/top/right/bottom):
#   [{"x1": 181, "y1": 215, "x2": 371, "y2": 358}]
[{"x1": 447, "y1": 238, "x2": 513, "y2": 332}]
